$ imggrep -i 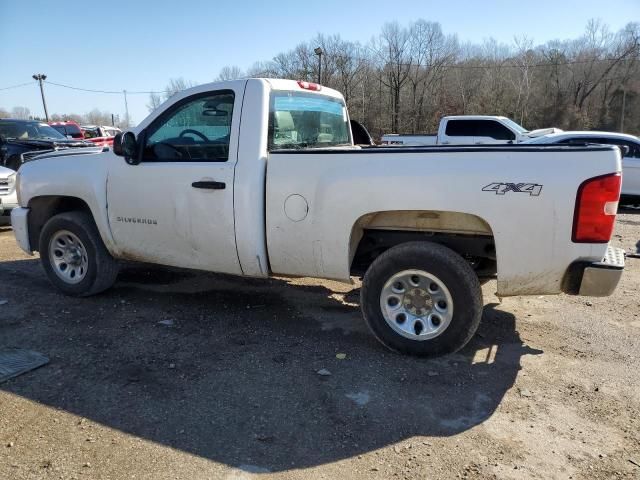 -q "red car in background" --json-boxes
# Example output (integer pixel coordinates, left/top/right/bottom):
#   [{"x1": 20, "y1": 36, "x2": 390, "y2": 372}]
[
  {"x1": 49, "y1": 121, "x2": 84, "y2": 139},
  {"x1": 80, "y1": 125, "x2": 122, "y2": 147}
]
